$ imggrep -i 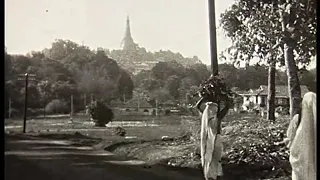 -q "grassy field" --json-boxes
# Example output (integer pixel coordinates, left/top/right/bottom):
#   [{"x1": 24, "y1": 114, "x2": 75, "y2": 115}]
[
  {"x1": 5, "y1": 114, "x2": 185, "y2": 140},
  {"x1": 5, "y1": 113, "x2": 291, "y2": 180}
]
